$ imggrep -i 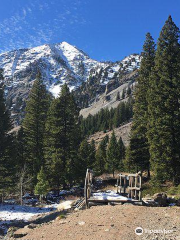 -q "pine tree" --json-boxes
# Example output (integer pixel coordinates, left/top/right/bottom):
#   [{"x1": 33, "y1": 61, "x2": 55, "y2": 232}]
[
  {"x1": 76, "y1": 139, "x2": 90, "y2": 181},
  {"x1": 0, "y1": 69, "x2": 15, "y2": 194},
  {"x1": 107, "y1": 131, "x2": 119, "y2": 176},
  {"x1": 44, "y1": 84, "x2": 81, "y2": 188},
  {"x1": 118, "y1": 137, "x2": 125, "y2": 169},
  {"x1": 80, "y1": 101, "x2": 133, "y2": 136},
  {"x1": 129, "y1": 33, "x2": 155, "y2": 175},
  {"x1": 34, "y1": 167, "x2": 49, "y2": 201},
  {"x1": 121, "y1": 89, "x2": 126, "y2": 99},
  {"x1": 23, "y1": 72, "x2": 50, "y2": 185},
  {"x1": 113, "y1": 106, "x2": 121, "y2": 128},
  {"x1": 95, "y1": 136, "x2": 108, "y2": 175},
  {"x1": 126, "y1": 86, "x2": 131, "y2": 96},
  {"x1": 116, "y1": 92, "x2": 120, "y2": 101},
  {"x1": 119, "y1": 102, "x2": 126, "y2": 123},
  {"x1": 89, "y1": 139, "x2": 96, "y2": 169},
  {"x1": 148, "y1": 16, "x2": 180, "y2": 184},
  {"x1": 123, "y1": 146, "x2": 136, "y2": 173},
  {"x1": 75, "y1": 139, "x2": 96, "y2": 181},
  {"x1": 16, "y1": 127, "x2": 26, "y2": 169}
]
